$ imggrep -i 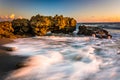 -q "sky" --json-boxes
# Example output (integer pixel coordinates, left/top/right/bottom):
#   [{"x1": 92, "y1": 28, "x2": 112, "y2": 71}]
[{"x1": 0, "y1": 0, "x2": 120, "y2": 22}]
